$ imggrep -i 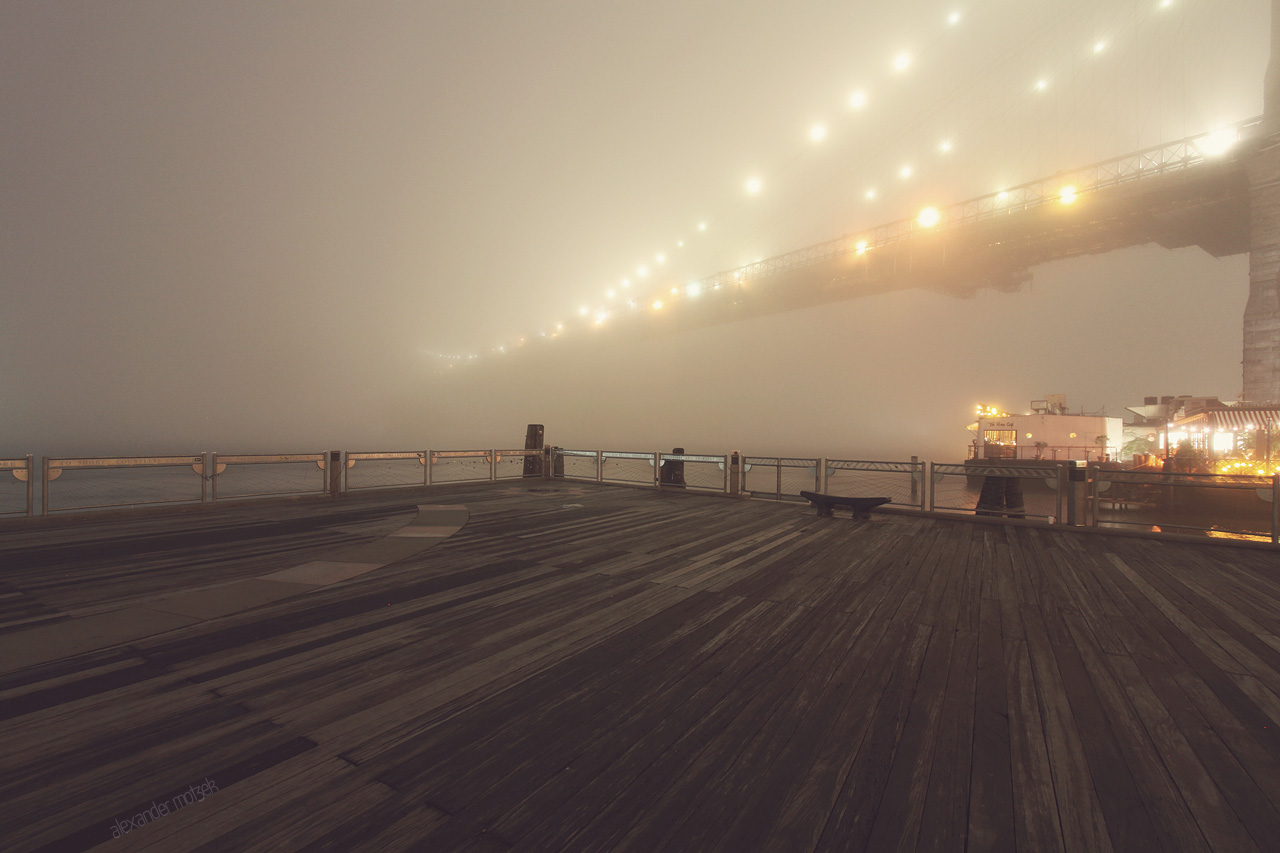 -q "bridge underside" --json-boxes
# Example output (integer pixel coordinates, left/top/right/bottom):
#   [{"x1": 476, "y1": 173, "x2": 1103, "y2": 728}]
[{"x1": 653, "y1": 157, "x2": 1251, "y2": 336}]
